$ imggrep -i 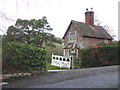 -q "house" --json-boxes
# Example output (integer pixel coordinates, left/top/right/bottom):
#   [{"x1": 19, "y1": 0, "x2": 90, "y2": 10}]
[{"x1": 62, "y1": 8, "x2": 113, "y2": 58}]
